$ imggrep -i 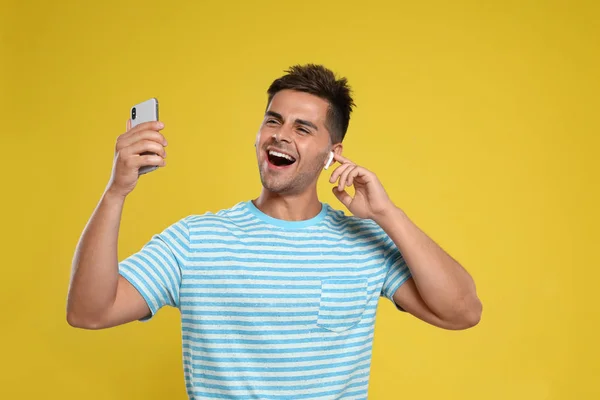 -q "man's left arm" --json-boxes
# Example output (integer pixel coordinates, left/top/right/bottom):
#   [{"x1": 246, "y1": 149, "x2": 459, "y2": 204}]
[
  {"x1": 375, "y1": 206, "x2": 482, "y2": 330},
  {"x1": 329, "y1": 153, "x2": 482, "y2": 330}
]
